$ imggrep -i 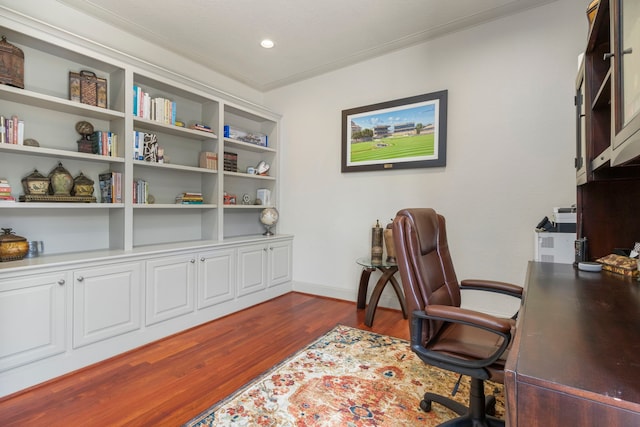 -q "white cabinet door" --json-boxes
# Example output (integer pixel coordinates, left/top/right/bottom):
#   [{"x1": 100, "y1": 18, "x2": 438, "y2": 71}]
[
  {"x1": 72, "y1": 262, "x2": 142, "y2": 348},
  {"x1": 198, "y1": 248, "x2": 235, "y2": 309},
  {"x1": 237, "y1": 244, "x2": 267, "y2": 296},
  {"x1": 268, "y1": 240, "x2": 292, "y2": 287},
  {"x1": 0, "y1": 272, "x2": 67, "y2": 371},
  {"x1": 146, "y1": 254, "x2": 196, "y2": 325}
]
